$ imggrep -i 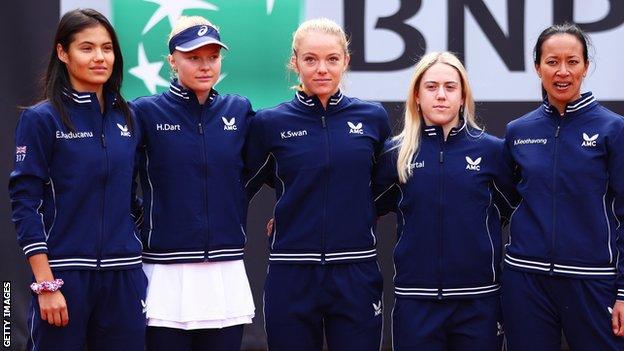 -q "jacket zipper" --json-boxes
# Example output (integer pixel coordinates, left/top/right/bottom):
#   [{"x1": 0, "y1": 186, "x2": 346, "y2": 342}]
[
  {"x1": 198, "y1": 105, "x2": 211, "y2": 260},
  {"x1": 550, "y1": 121, "x2": 561, "y2": 275},
  {"x1": 437, "y1": 138, "x2": 445, "y2": 299},
  {"x1": 99, "y1": 114, "x2": 109, "y2": 269},
  {"x1": 321, "y1": 114, "x2": 329, "y2": 264}
]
